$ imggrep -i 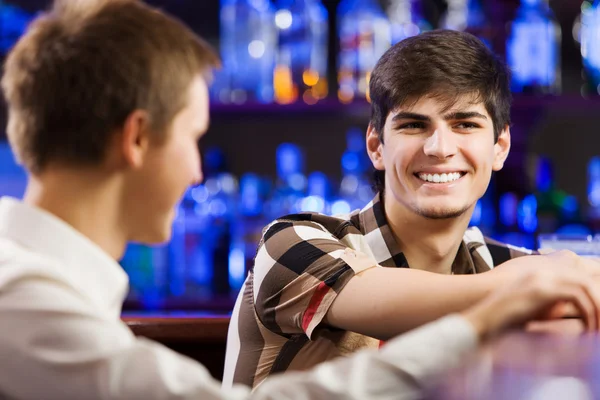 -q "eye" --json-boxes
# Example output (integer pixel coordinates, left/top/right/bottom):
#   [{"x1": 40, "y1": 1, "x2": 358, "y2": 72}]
[
  {"x1": 454, "y1": 122, "x2": 480, "y2": 130},
  {"x1": 397, "y1": 122, "x2": 426, "y2": 131}
]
